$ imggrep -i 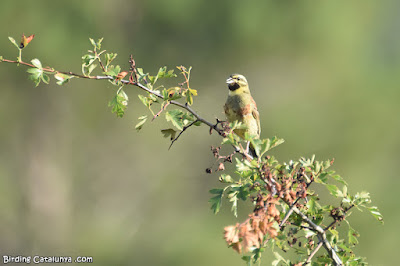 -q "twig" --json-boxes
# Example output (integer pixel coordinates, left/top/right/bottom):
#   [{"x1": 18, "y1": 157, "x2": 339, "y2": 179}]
[
  {"x1": 94, "y1": 50, "x2": 106, "y2": 72},
  {"x1": 2, "y1": 58, "x2": 223, "y2": 134},
  {"x1": 169, "y1": 120, "x2": 199, "y2": 150},
  {"x1": 292, "y1": 206, "x2": 342, "y2": 266},
  {"x1": 304, "y1": 240, "x2": 323, "y2": 265},
  {"x1": 152, "y1": 101, "x2": 170, "y2": 121},
  {"x1": 280, "y1": 180, "x2": 314, "y2": 227},
  {"x1": 2, "y1": 58, "x2": 95, "y2": 79},
  {"x1": 324, "y1": 204, "x2": 354, "y2": 231}
]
